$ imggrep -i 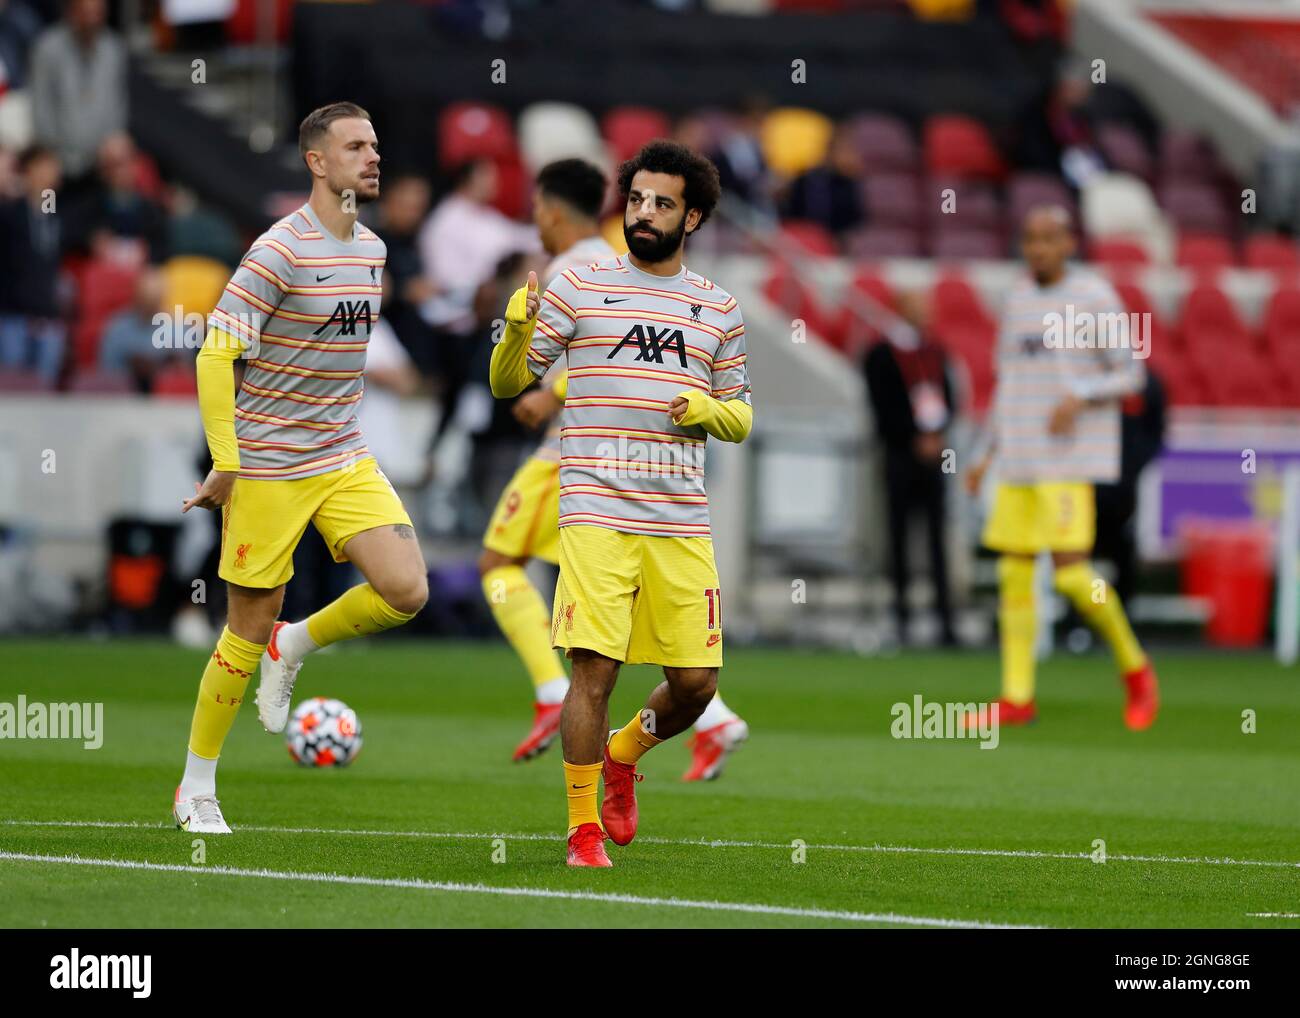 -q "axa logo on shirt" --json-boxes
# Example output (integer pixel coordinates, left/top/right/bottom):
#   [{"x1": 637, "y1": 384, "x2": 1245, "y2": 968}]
[
  {"x1": 313, "y1": 300, "x2": 372, "y2": 337},
  {"x1": 607, "y1": 324, "x2": 688, "y2": 367},
  {"x1": 50, "y1": 949, "x2": 151, "y2": 998}
]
